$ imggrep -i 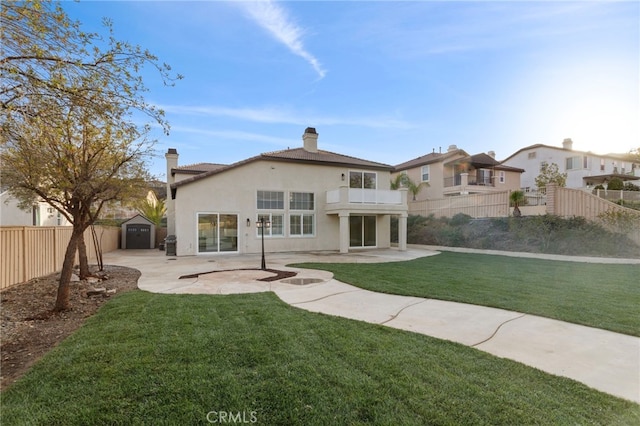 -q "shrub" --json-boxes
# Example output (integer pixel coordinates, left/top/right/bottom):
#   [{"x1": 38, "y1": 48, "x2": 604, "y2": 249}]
[
  {"x1": 450, "y1": 213, "x2": 472, "y2": 226},
  {"x1": 623, "y1": 182, "x2": 639, "y2": 191},
  {"x1": 598, "y1": 209, "x2": 640, "y2": 234},
  {"x1": 405, "y1": 213, "x2": 640, "y2": 257},
  {"x1": 607, "y1": 177, "x2": 624, "y2": 190}
]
